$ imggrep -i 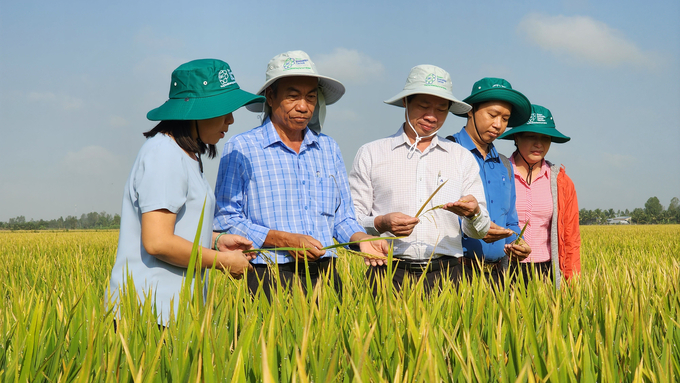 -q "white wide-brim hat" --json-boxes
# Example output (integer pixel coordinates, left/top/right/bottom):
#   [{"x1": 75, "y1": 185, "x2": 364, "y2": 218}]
[
  {"x1": 384, "y1": 64, "x2": 471, "y2": 115},
  {"x1": 246, "y1": 50, "x2": 345, "y2": 113}
]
